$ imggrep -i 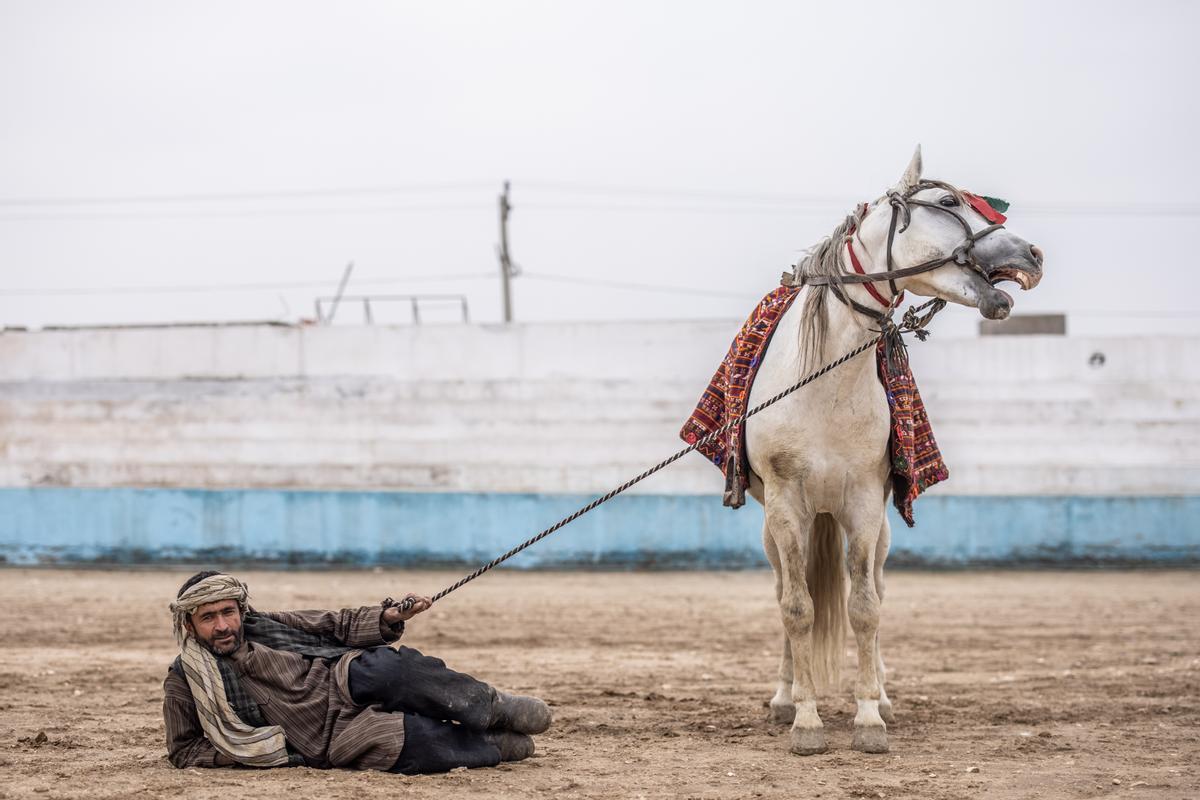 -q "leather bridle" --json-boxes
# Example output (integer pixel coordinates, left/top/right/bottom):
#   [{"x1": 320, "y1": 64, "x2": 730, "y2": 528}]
[{"x1": 785, "y1": 179, "x2": 1007, "y2": 323}]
